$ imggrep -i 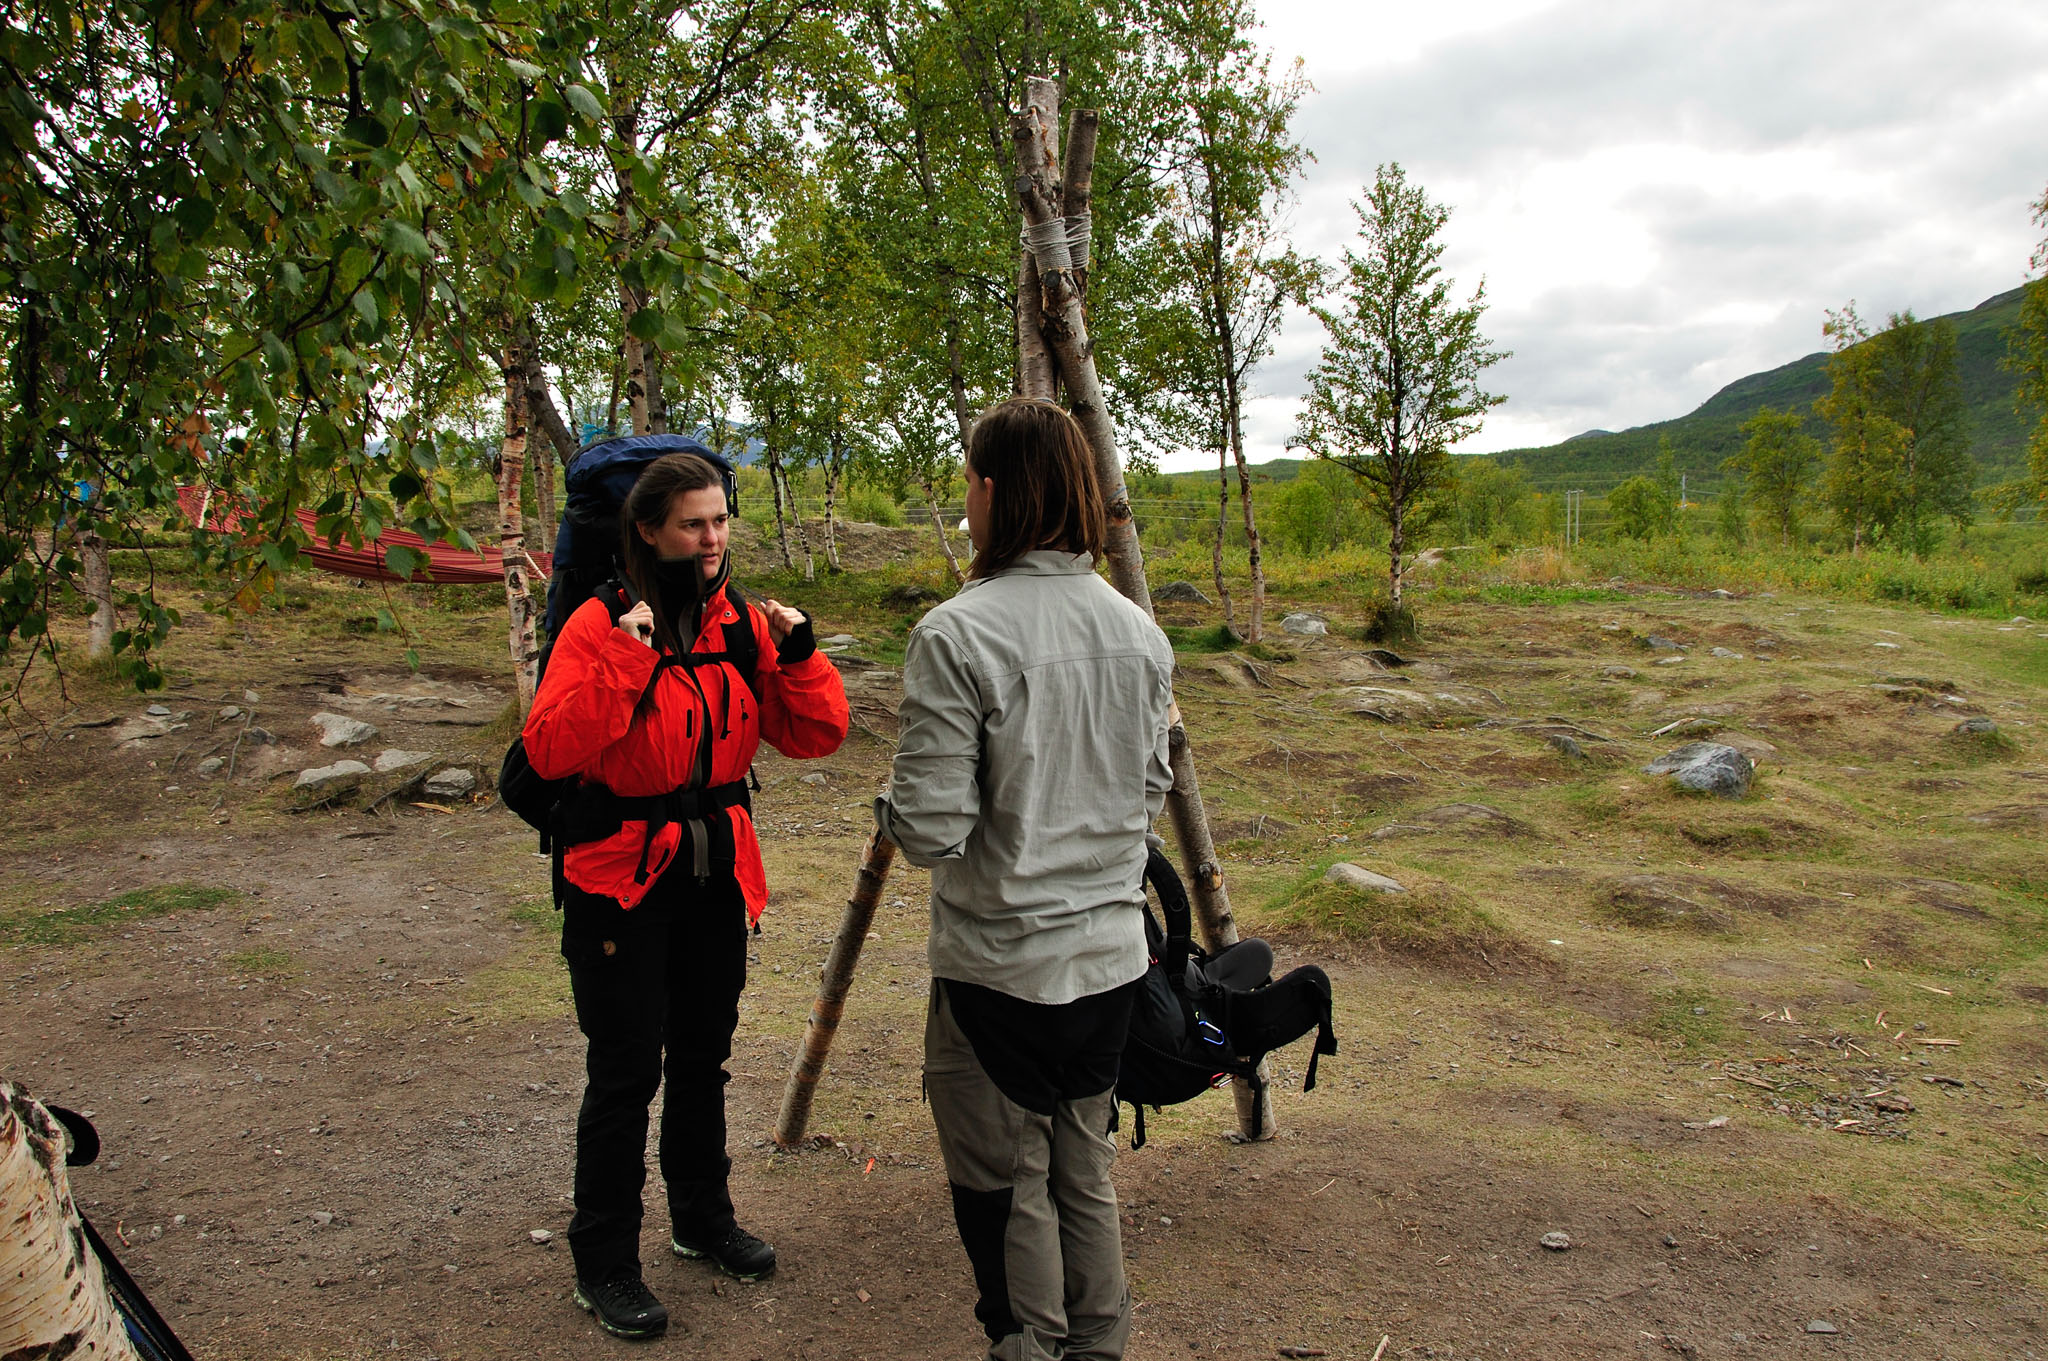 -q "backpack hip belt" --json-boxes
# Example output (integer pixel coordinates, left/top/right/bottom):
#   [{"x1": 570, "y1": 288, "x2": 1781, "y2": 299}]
[{"x1": 551, "y1": 778, "x2": 753, "y2": 885}]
